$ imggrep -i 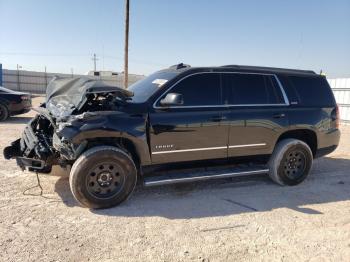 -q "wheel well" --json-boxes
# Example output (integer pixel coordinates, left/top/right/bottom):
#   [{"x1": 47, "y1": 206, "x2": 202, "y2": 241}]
[
  {"x1": 84, "y1": 137, "x2": 140, "y2": 169},
  {"x1": 0, "y1": 101, "x2": 8, "y2": 109},
  {"x1": 277, "y1": 129, "x2": 317, "y2": 156}
]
